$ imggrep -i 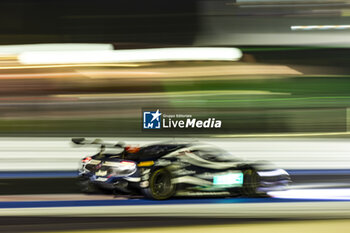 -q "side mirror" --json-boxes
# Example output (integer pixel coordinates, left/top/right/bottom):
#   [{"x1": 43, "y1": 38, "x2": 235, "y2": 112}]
[{"x1": 71, "y1": 138, "x2": 85, "y2": 145}]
